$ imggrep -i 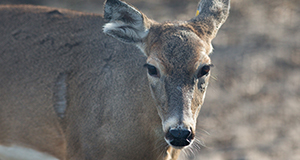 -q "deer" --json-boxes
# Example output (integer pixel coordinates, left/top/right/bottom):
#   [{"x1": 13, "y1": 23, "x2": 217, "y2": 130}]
[{"x1": 0, "y1": 0, "x2": 230, "y2": 159}]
